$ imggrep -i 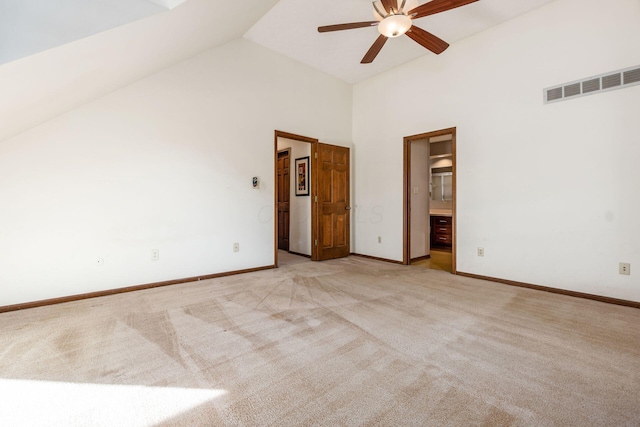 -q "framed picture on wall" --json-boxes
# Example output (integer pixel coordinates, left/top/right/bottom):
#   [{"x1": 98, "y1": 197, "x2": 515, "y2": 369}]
[{"x1": 295, "y1": 156, "x2": 310, "y2": 196}]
